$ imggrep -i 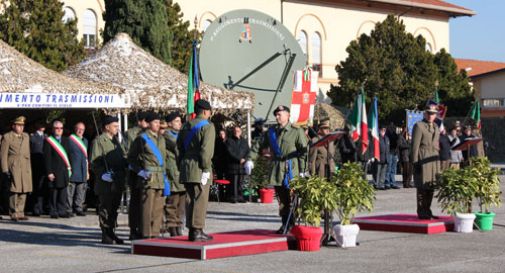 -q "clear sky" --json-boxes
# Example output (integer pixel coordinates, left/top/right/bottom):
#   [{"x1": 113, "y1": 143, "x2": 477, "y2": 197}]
[{"x1": 449, "y1": 0, "x2": 505, "y2": 62}]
